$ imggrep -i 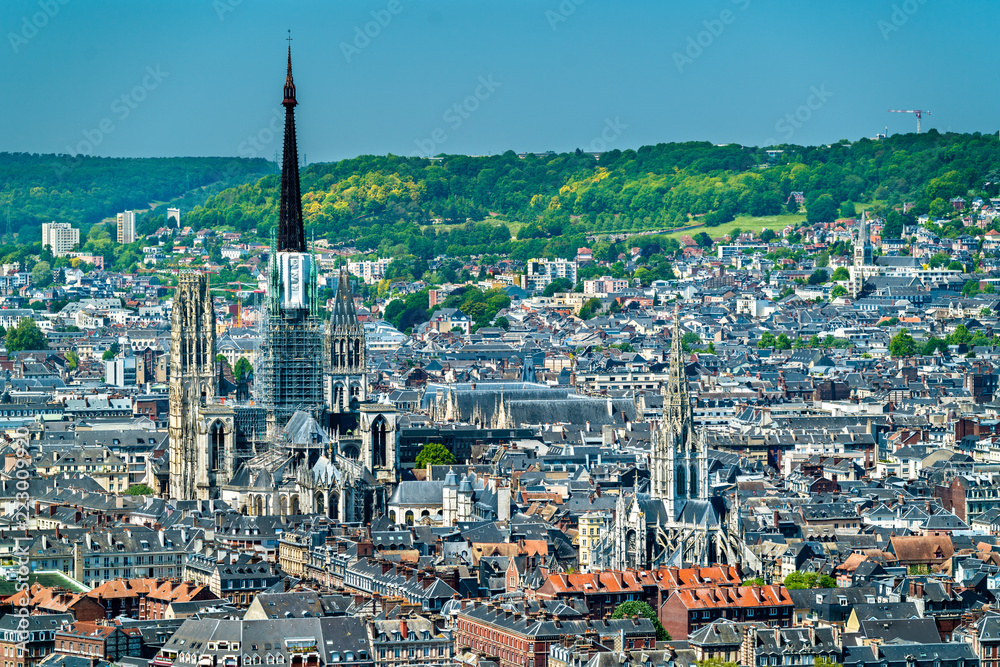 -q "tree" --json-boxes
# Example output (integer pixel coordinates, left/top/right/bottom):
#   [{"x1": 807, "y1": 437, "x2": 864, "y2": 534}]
[
  {"x1": 125, "y1": 484, "x2": 155, "y2": 495},
  {"x1": 693, "y1": 231, "x2": 714, "y2": 248},
  {"x1": 783, "y1": 571, "x2": 838, "y2": 590},
  {"x1": 65, "y1": 350, "x2": 79, "y2": 370},
  {"x1": 681, "y1": 331, "x2": 701, "y2": 351},
  {"x1": 578, "y1": 298, "x2": 602, "y2": 320},
  {"x1": 948, "y1": 261, "x2": 965, "y2": 271},
  {"x1": 830, "y1": 285, "x2": 847, "y2": 298},
  {"x1": 759, "y1": 228, "x2": 776, "y2": 243},
  {"x1": 807, "y1": 269, "x2": 826, "y2": 285},
  {"x1": 543, "y1": 277, "x2": 574, "y2": 297},
  {"x1": 234, "y1": 357, "x2": 253, "y2": 382},
  {"x1": 6, "y1": 318, "x2": 47, "y2": 352},
  {"x1": 31, "y1": 261, "x2": 52, "y2": 288},
  {"x1": 889, "y1": 329, "x2": 916, "y2": 358},
  {"x1": 775, "y1": 333, "x2": 791, "y2": 350},
  {"x1": 807, "y1": 194, "x2": 838, "y2": 223},
  {"x1": 963, "y1": 280, "x2": 981, "y2": 298},
  {"x1": 494, "y1": 316, "x2": 510, "y2": 331},
  {"x1": 697, "y1": 660, "x2": 738, "y2": 667},
  {"x1": 758, "y1": 332, "x2": 776, "y2": 349},
  {"x1": 415, "y1": 443, "x2": 456, "y2": 470},
  {"x1": 741, "y1": 578, "x2": 766, "y2": 586},
  {"x1": 831, "y1": 267, "x2": 850, "y2": 281},
  {"x1": 611, "y1": 601, "x2": 670, "y2": 641},
  {"x1": 839, "y1": 201, "x2": 857, "y2": 219}
]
